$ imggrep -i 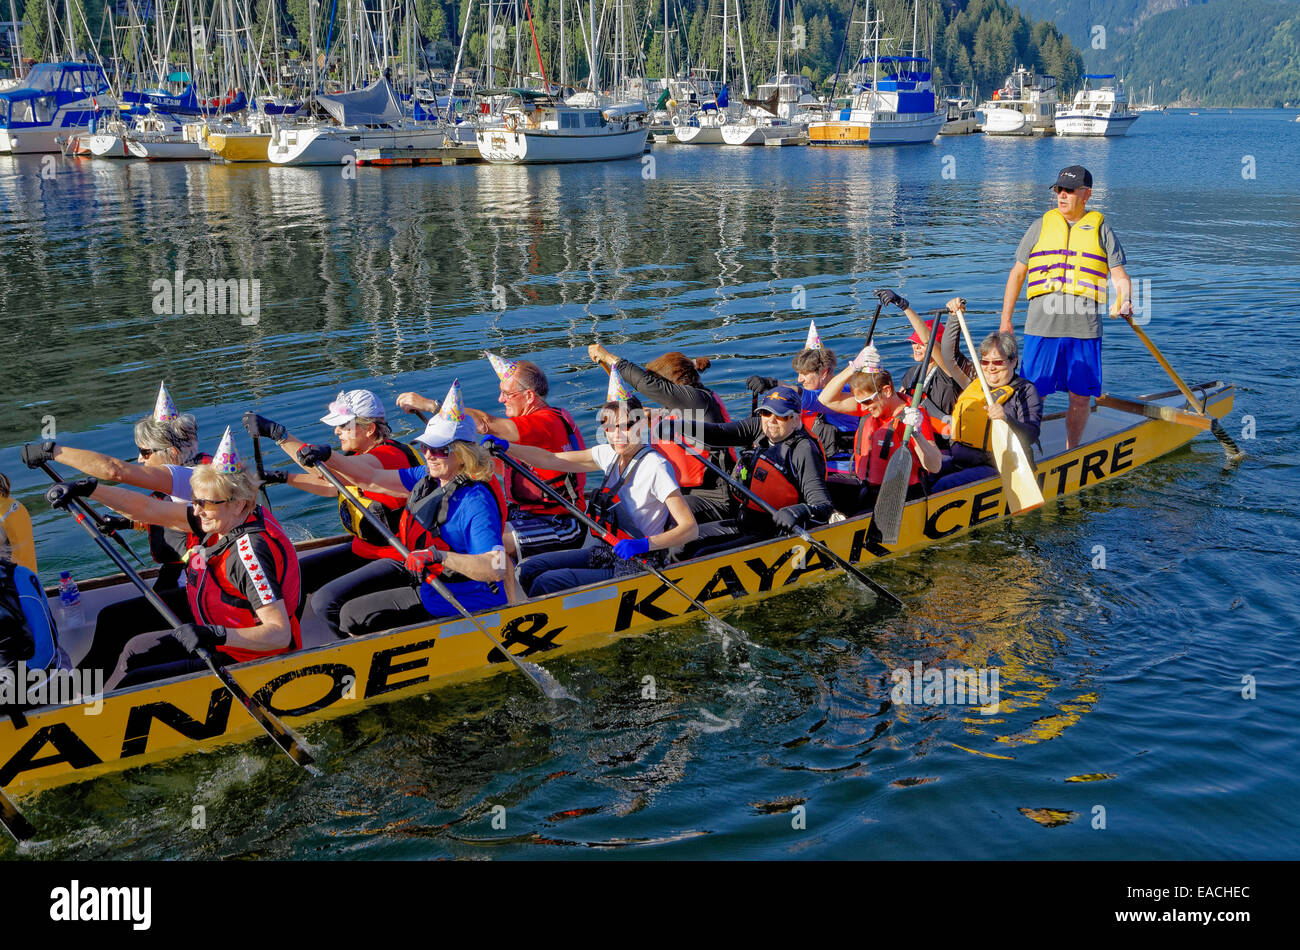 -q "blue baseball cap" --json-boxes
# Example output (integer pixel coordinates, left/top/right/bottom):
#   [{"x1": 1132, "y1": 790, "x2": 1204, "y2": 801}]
[{"x1": 758, "y1": 385, "x2": 801, "y2": 418}]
